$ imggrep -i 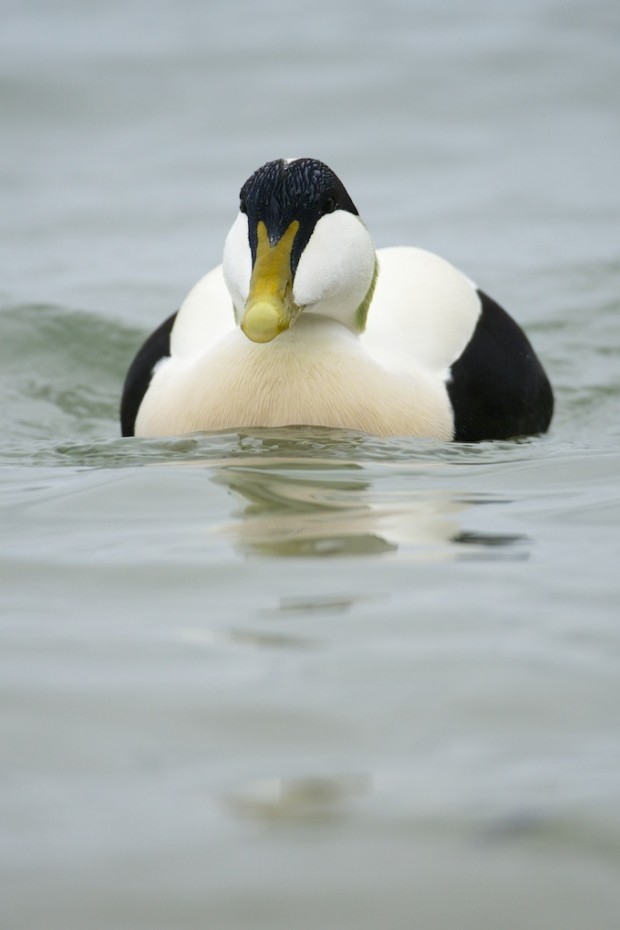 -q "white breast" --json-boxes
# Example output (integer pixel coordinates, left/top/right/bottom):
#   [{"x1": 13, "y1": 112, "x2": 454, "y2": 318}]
[
  {"x1": 134, "y1": 245, "x2": 481, "y2": 440},
  {"x1": 135, "y1": 314, "x2": 454, "y2": 439}
]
